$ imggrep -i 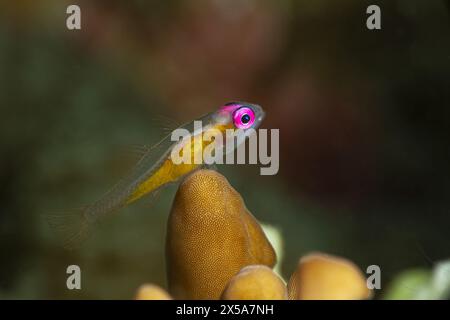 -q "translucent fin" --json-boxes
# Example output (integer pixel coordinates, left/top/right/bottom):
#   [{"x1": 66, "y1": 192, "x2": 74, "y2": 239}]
[
  {"x1": 46, "y1": 207, "x2": 94, "y2": 250},
  {"x1": 127, "y1": 144, "x2": 152, "y2": 157},
  {"x1": 117, "y1": 111, "x2": 214, "y2": 180},
  {"x1": 116, "y1": 144, "x2": 152, "y2": 164},
  {"x1": 115, "y1": 115, "x2": 181, "y2": 164},
  {"x1": 151, "y1": 115, "x2": 183, "y2": 137}
]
